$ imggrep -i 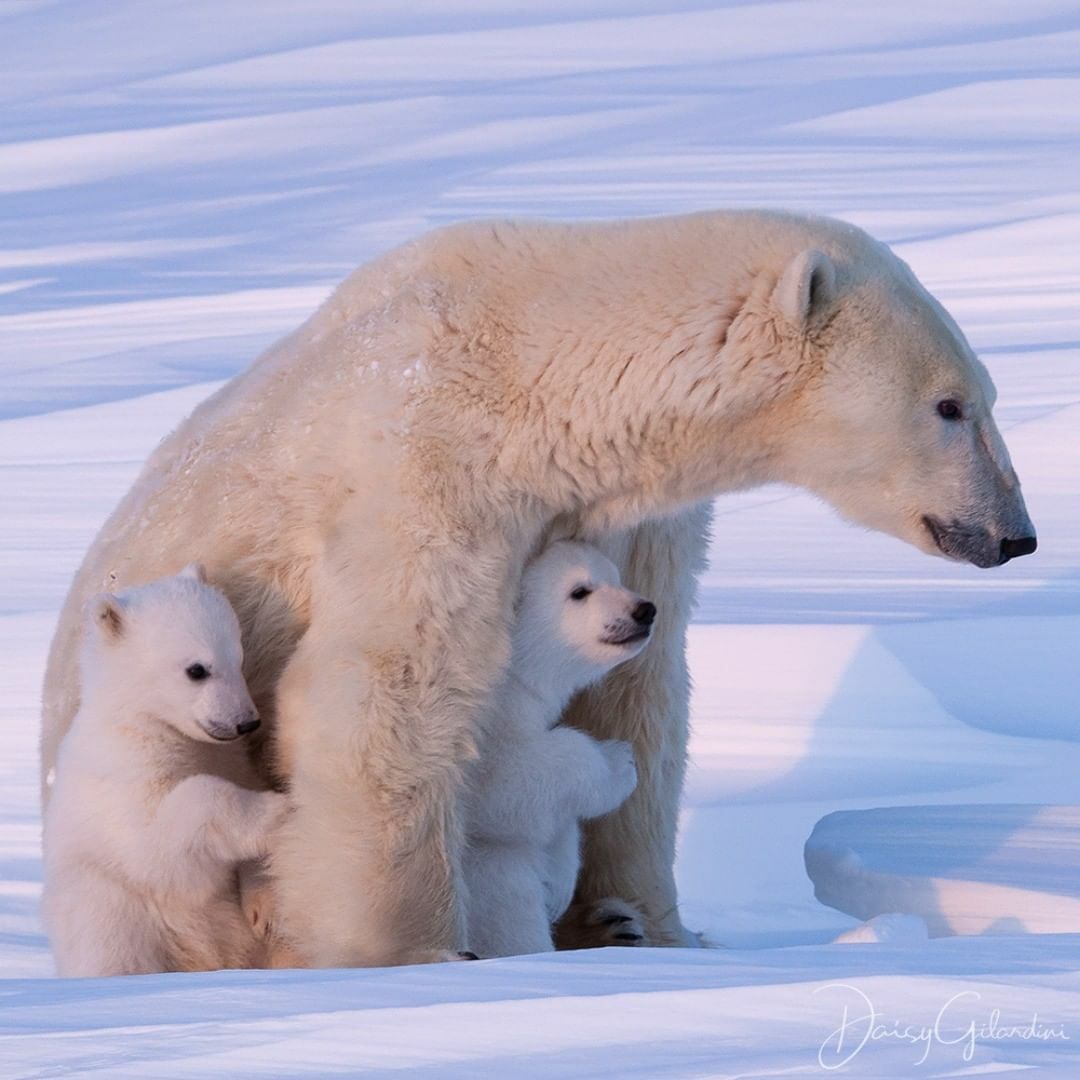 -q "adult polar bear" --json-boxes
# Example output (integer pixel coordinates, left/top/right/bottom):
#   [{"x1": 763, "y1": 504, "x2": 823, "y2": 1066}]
[{"x1": 42, "y1": 211, "x2": 1036, "y2": 966}]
